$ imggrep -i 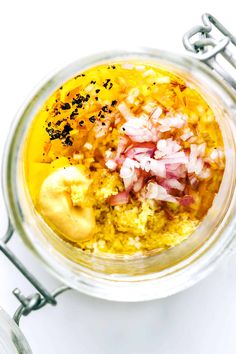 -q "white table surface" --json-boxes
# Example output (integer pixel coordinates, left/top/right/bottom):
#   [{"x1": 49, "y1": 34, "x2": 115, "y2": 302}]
[{"x1": 1, "y1": 1, "x2": 236, "y2": 353}]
